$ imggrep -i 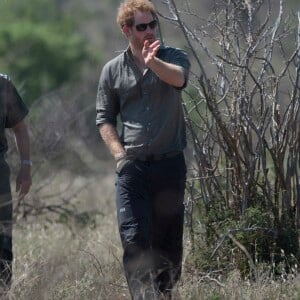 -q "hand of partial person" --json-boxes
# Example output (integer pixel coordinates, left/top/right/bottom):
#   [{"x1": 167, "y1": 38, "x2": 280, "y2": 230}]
[
  {"x1": 16, "y1": 165, "x2": 32, "y2": 200},
  {"x1": 142, "y1": 39, "x2": 160, "y2": 66}
]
